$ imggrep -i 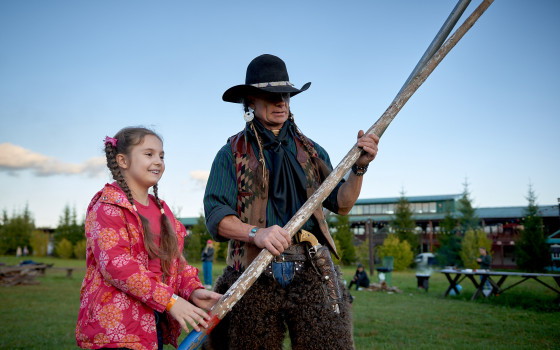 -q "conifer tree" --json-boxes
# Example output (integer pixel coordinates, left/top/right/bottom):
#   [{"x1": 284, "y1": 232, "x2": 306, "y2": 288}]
[
  {"x1": 332, "y1": 214, "x2": 356, "y2": 266},
  {"x1": 436, "y1": 203, "x2": 462, "y2": 267},
  {"x1": 391, "y1": 190, "x2": 418, "y2": 253},
  {"x1": 55, "y1": 205, "x2": 84, "y2": 246},
  {"x1": 0, "y1": 206, "x2": 34, "y2": 255},
  {"x1": 515, "y1": 185, "x2": 552, "y2": 272},
  {"x1": 185, "y1": 214, "x2": 210, "y2": 261},
  {"x1": 457, "y1": 181, "x2": 479, "y2": 233}
]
